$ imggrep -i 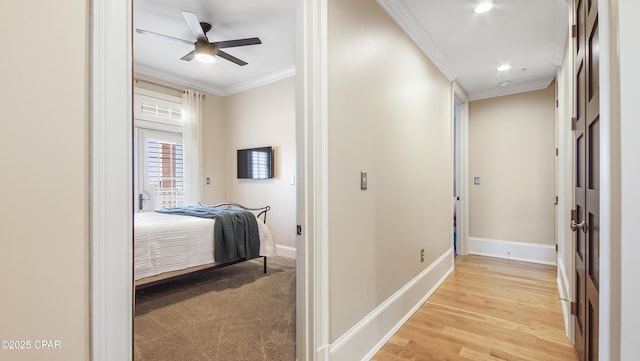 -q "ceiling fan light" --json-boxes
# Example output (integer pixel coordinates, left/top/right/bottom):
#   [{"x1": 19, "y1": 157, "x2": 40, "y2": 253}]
[
  {"x1": 475, "y1": 2, "x2": 494, "y2": 14},
  {"x1": 195, "y1": 52, "x2": 216, "y2": 63},
  {"x1": 194, "y1": 42, "x2": 216, "y2": 63}
]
